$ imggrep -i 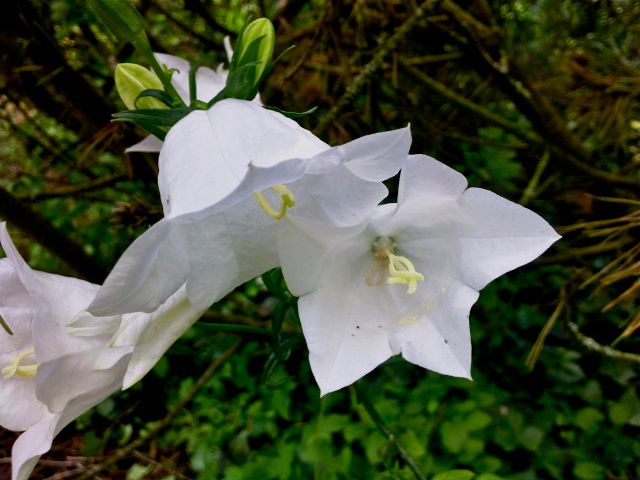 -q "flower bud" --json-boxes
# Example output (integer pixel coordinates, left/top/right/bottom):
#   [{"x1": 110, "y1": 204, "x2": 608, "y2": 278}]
[
  {"x1": 234, "y1": 19, "x2": 275, "y2": 81},
  {"x1": 115, "y1": 63, "x2": 165, "y2": 110},
  {"x1": 223, "y1": 18, "x2": 275, "y2": 99}
]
